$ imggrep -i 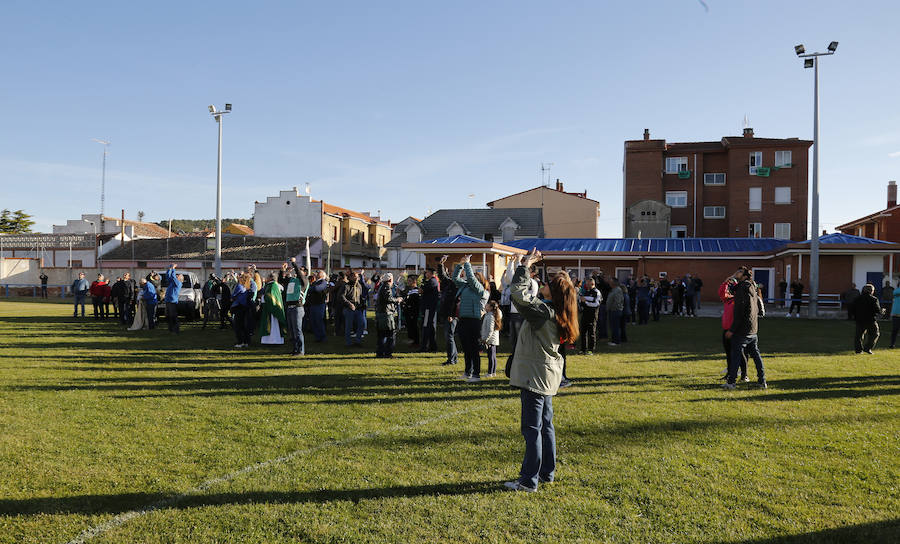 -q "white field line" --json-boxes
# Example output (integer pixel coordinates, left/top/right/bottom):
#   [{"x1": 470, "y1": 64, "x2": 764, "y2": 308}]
[{"x1": 64, "y1": 399, "x2": 503, "y2": 544}]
